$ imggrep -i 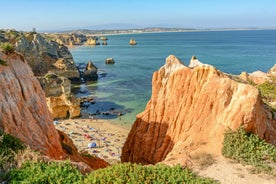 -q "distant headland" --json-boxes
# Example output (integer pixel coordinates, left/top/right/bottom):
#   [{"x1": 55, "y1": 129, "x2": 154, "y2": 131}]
[{"x1": 44, "y1": 27, "x2": 276, "y2": 36}]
